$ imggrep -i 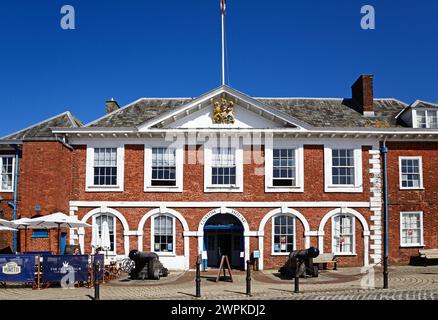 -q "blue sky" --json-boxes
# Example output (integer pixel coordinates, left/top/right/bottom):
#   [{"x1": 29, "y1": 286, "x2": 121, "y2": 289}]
[{"x1": 1, "y1": 0, "x2": 437, "y2": 137}]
